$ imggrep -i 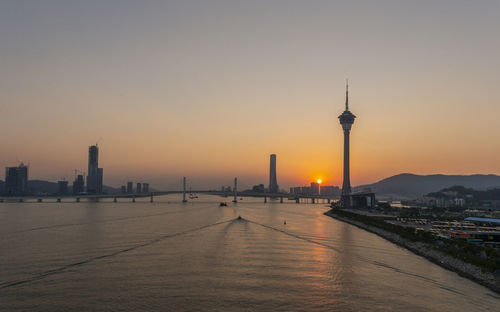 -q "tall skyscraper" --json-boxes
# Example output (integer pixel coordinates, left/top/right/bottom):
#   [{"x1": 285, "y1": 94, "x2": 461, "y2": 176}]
[
  {"x1": 86, "y1": 145, "x2": 103, "y2": 194},
  {"x1": 127, "y1": 181, "x2": 133, "y2": 194},
  {"x1": 4, "y1": 163, "x2": 29, "y2": 196},
  {"x1": 268, "y1": 154, "x2": 279, "y2": 193},
  {"x1": 136, "y1": 183, "x2": 142, "y2": 194},
  {"x1": 72, "y1": 174, "x2": 85, "y2": 194},
  {"x1": 57, "y1": 180, "x2": 68, "y2": 195},
  {"x1": 310, "y1": 182, "x2": 320, "y2": 195},
  {"x1": 338, "y1": 81, "x2": 356, "y2": 207}
]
